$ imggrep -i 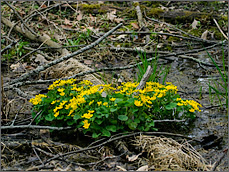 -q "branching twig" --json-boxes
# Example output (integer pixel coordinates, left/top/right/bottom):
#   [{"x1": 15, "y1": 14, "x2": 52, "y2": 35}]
[
  {"x1": 5, "y1": 23, "x2": 123, "y2": 86},
  {"x1": 5, "y1": 1, "x2": 38, "y2": 36}
]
